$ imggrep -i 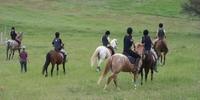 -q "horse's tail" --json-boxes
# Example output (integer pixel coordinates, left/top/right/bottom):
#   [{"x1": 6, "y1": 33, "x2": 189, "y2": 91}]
[
  {"x1": 91, "y1": 48, "x2": 99, "y2": 67},
  {"x1": 97, "y1": 57, "x2": 112, "y2": 85},
  {"x1": 42, "y1": 52, "x2": 51, "y2": 75}
]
